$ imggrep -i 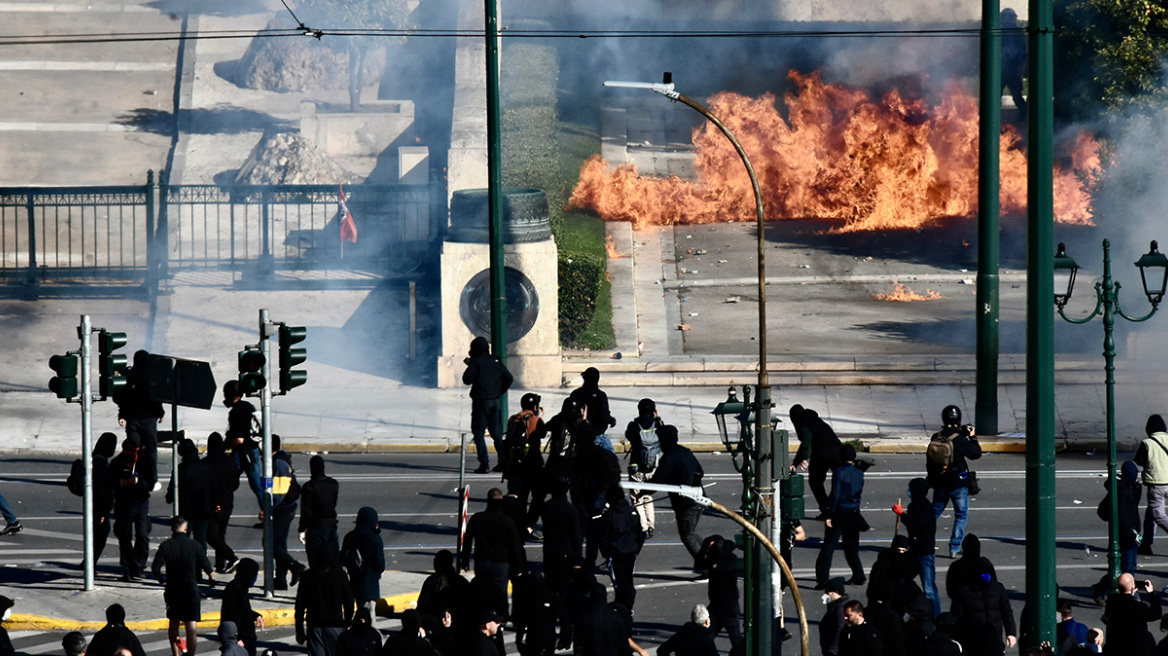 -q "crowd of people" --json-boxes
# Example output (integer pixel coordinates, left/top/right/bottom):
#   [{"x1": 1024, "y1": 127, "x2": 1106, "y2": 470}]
[{"x1": 5, "y1": 341, "x2": 1168, "y2": 656}]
